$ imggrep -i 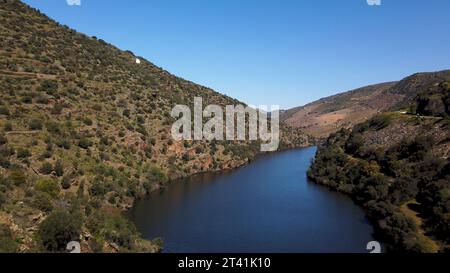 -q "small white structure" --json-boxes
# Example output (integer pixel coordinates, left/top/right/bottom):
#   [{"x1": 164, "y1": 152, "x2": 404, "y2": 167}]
[{"x1": 135, "y1": 58, "x2": 141, "y2": 64}]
